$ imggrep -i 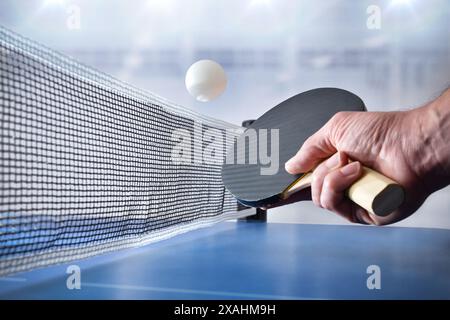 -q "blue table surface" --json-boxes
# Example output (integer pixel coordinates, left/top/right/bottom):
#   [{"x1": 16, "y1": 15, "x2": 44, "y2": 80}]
[{"x1": 1, "y1": 222, "x2": 450, "y2": 299}]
